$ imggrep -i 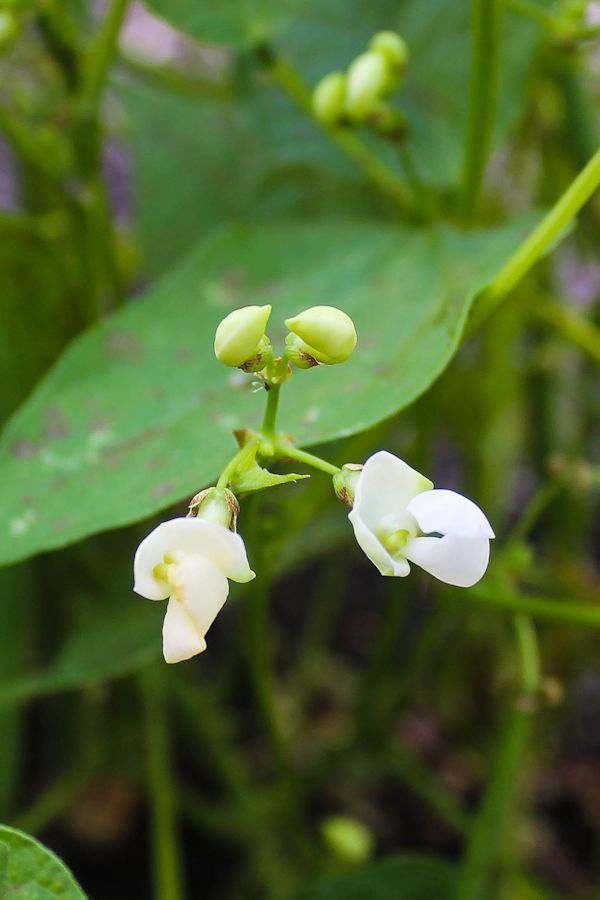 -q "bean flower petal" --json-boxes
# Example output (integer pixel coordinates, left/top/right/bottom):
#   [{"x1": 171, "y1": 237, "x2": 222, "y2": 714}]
[
  {"x1": 163, "y1": 597, "x2": 207, "y2": 664},
  {"x1": 406, "y1": 489, "x2": 495, "y2": 539},
  {"x1": 349, "y1": 509, "x2": 410, "y2": 577},
  {"x1": 405, "y1": 534, "x2": 490, "y2": 587},
  {"x1": 133, "y1": 517, "x2": 255, "y2": 600},
  {"x1": 352, "y1": 451, "x2": 433, "y2": 533}
]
